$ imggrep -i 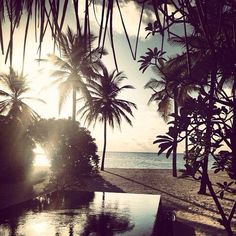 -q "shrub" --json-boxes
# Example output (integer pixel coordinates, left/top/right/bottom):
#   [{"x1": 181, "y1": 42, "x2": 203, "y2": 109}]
[
  {"x1": 30, "y1": 118, "x2": 99, "y2": 185},
  {"x1": 0, "y1": 116, "x2": 34, "y2": 183}
]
